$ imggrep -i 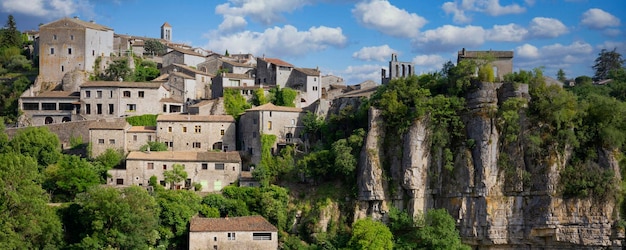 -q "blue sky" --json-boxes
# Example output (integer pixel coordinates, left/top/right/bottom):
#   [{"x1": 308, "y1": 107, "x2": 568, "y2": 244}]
[{"x1": 1, "y1": 0, "x2": 624, "y2": 84}]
